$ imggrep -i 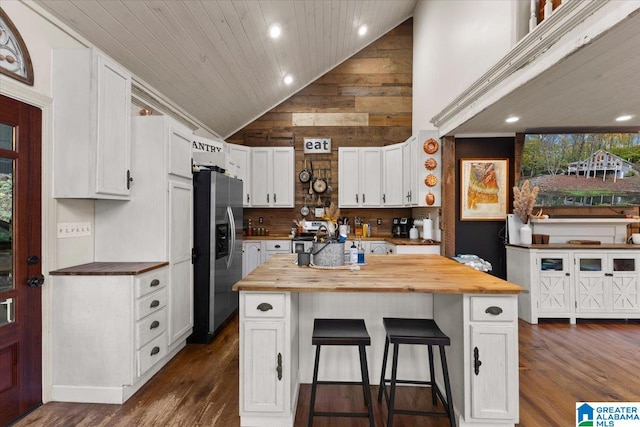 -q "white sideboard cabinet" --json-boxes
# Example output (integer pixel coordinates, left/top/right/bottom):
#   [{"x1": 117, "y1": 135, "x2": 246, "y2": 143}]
[
  {"x1": 507, "y1": 245, "x2": 640, "y2": 324},
  {"x1": 53, "y1": 48, "x2": 132, "y2": 199}
]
